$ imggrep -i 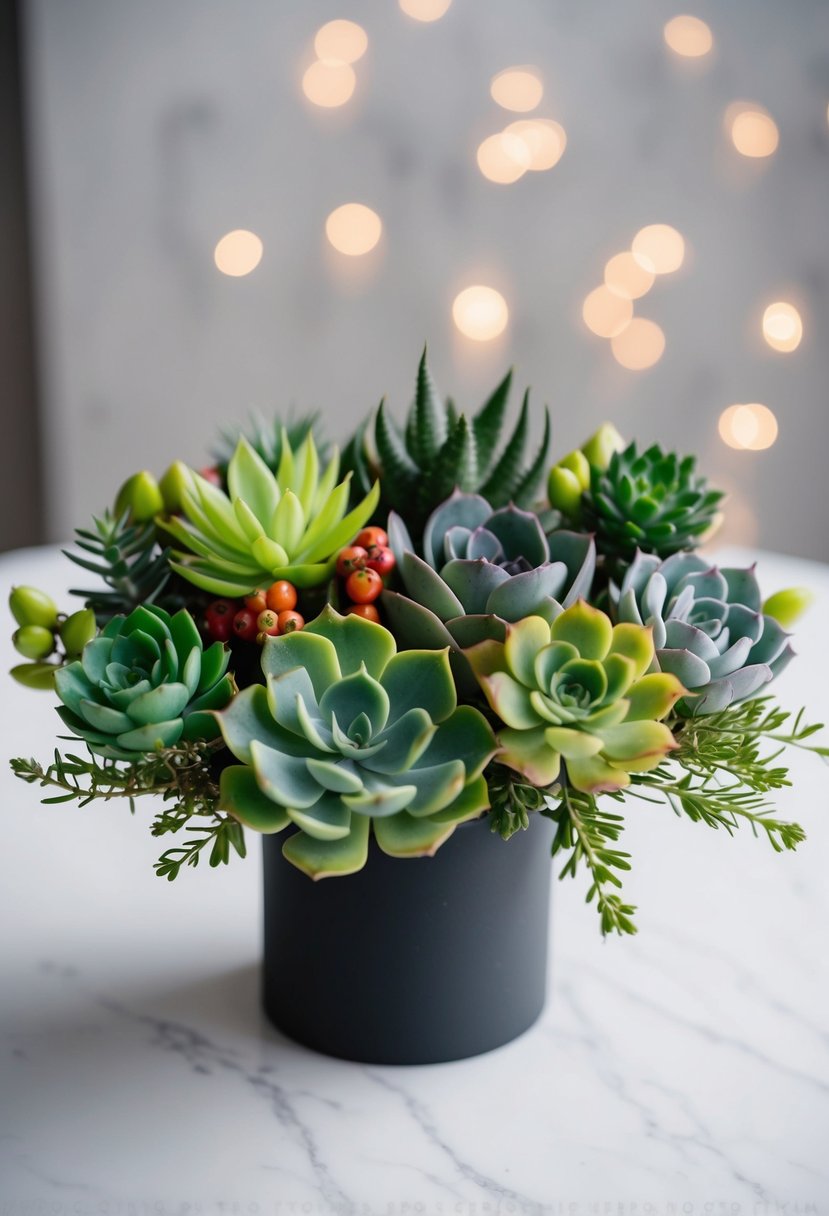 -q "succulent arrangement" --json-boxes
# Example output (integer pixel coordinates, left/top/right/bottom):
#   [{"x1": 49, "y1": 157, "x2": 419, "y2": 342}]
[{"x1": 8, "y1": 352, "x2": 826, "y2": 935}]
